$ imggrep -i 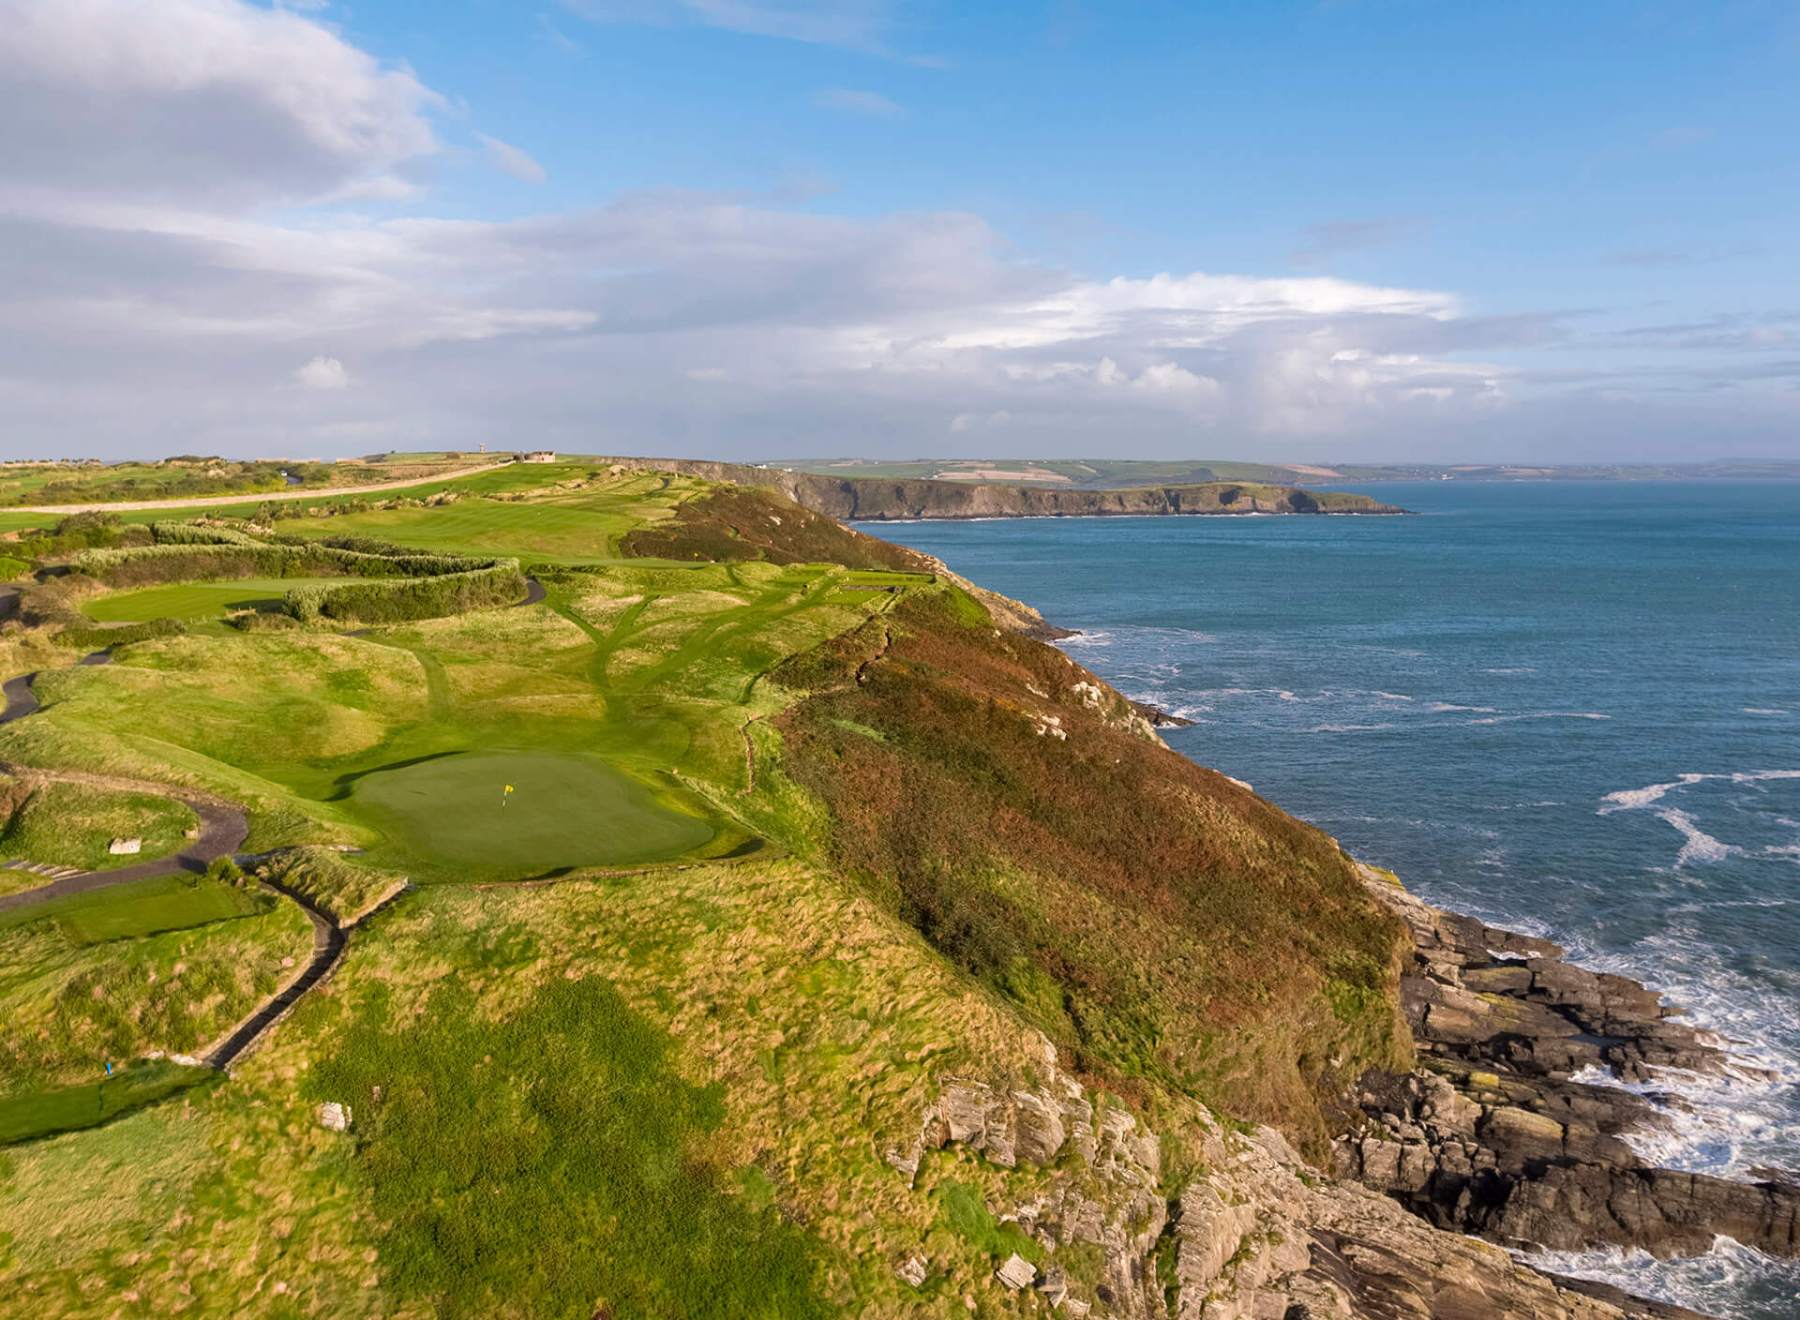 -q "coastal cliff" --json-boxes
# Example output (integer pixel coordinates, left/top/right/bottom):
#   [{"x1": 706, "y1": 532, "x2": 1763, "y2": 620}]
[{"x1": 599, "y1": 456, "x2": 1406, "y2": 519}]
